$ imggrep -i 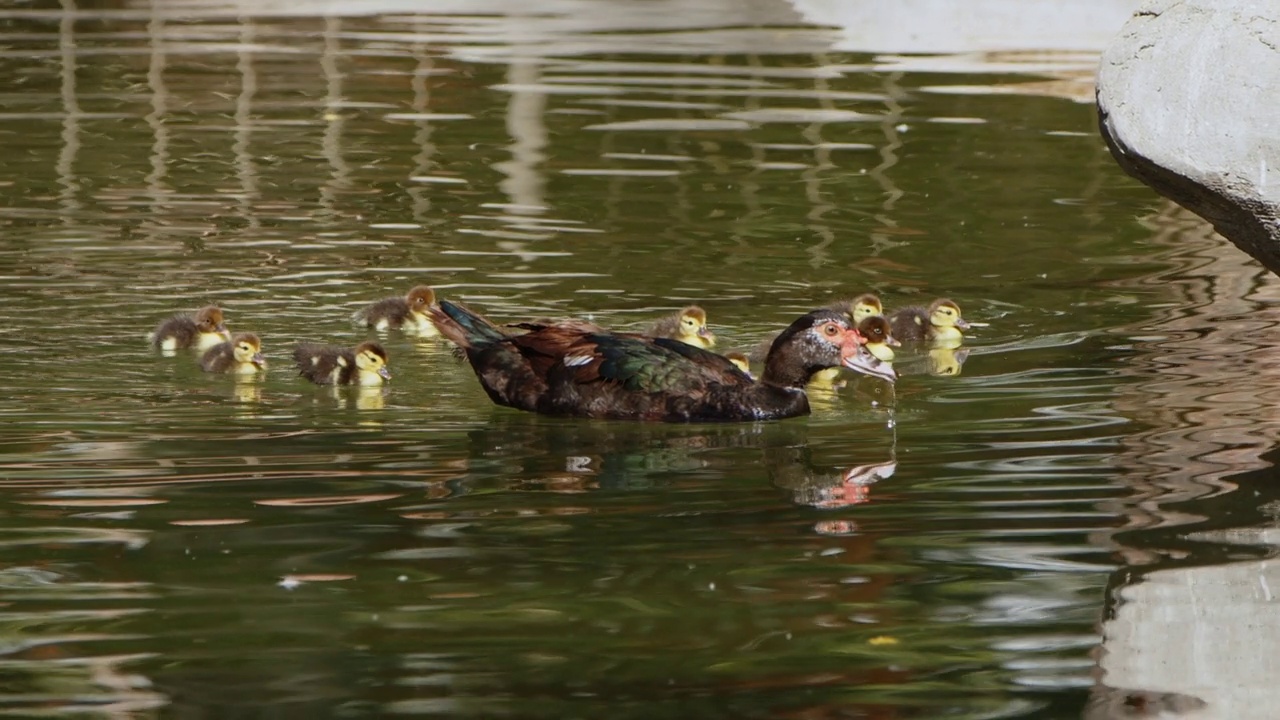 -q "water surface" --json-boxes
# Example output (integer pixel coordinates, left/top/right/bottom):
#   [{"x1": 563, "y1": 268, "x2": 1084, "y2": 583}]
[{"x1": 1, "y1": 1, "x2": 1278, "y2": 717}]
